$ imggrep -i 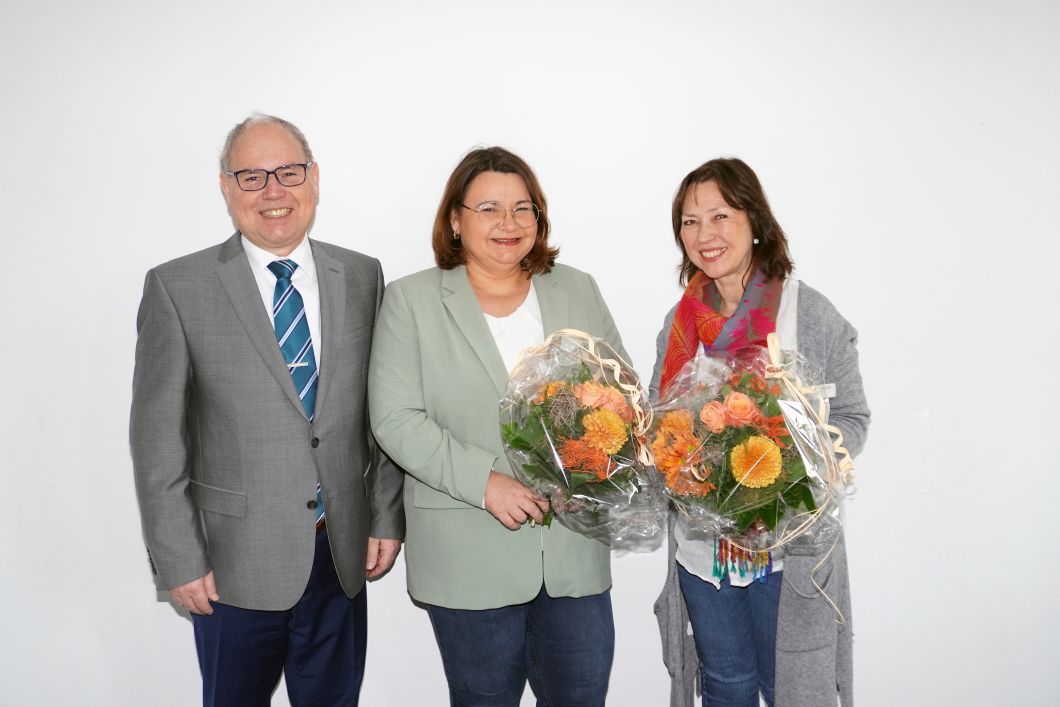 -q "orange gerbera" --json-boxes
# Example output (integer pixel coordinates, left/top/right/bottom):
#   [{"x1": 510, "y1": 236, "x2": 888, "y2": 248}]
[
  {"x1": 573, "y1": 382, "x2": 634, "y2": 422},
  {"x1": 652, "y1": 410, "x2": 704, "y2": 474},
  {"x1": 559, "y1": 438, "x2": 611, "y2": 480},
  {"x1": 730, "y1": 435, "x2": 783, "y2": 488},
  {"x1": 581, "y1": 409, "x2": 628, "y2": 455}
]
